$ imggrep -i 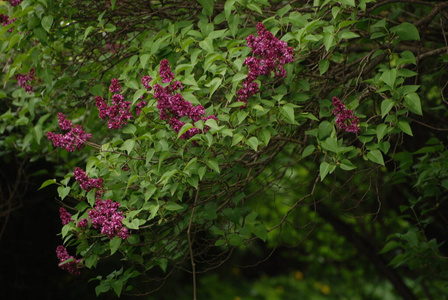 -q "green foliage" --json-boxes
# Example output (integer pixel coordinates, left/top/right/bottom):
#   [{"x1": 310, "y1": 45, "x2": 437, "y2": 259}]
[{"x1": 1, "y1": 0, "x2": 448, "y2": 299}]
